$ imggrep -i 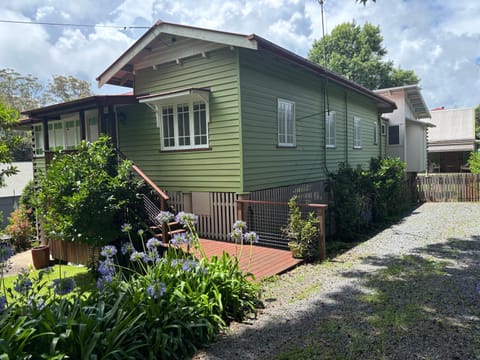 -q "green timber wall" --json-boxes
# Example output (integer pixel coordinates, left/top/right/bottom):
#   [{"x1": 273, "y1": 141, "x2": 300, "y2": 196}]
[
  {"x1": 239, "y1": 48, "x2": 382, "y2": 192},
  {"x1": 118, "y1": 47, "x2": 242, "y2": 193}
]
